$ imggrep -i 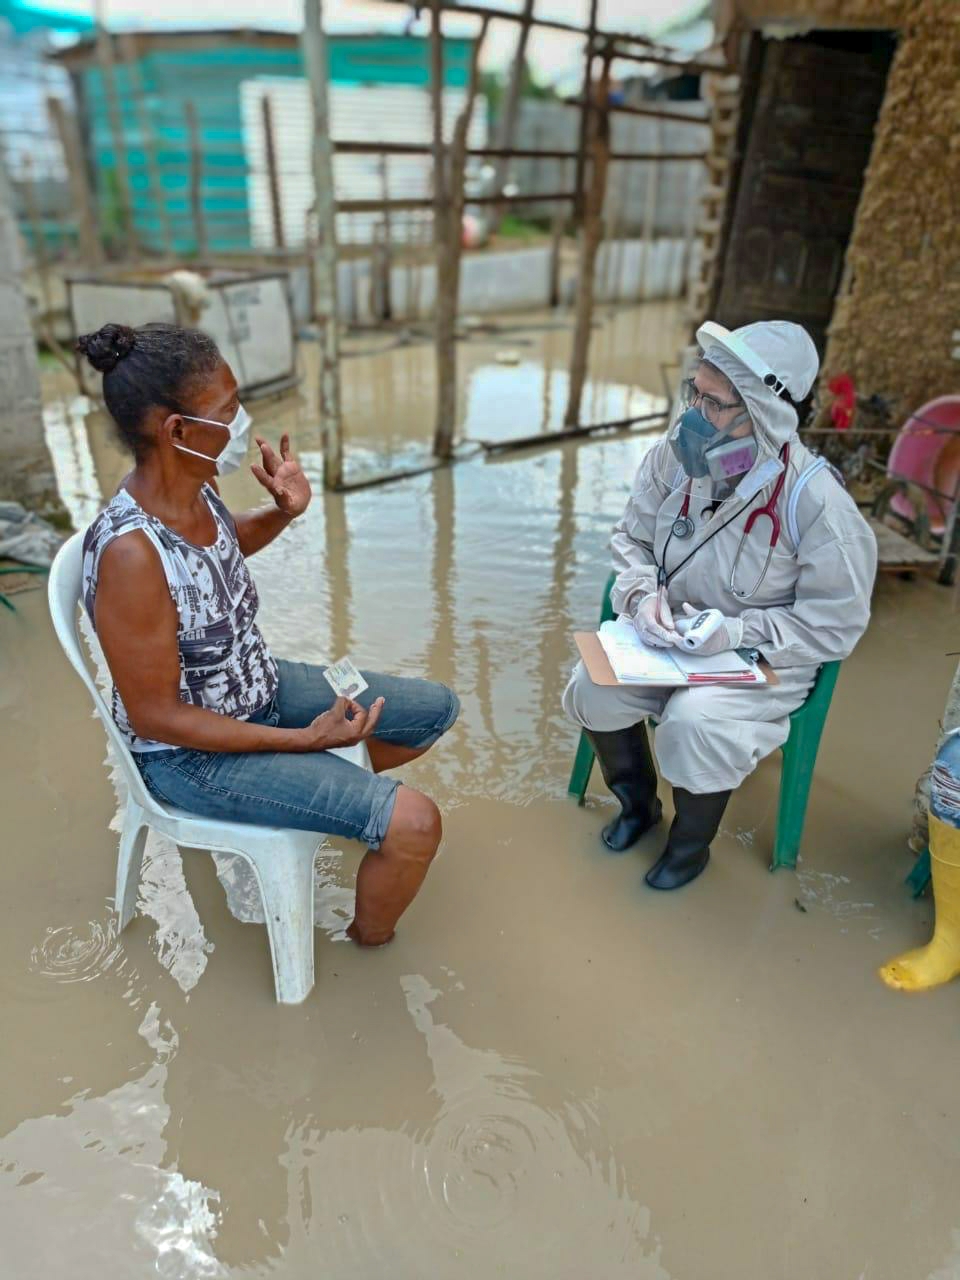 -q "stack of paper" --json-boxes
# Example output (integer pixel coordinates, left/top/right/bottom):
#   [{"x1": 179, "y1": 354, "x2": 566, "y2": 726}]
[{"x1": 597, "y1": 618, "x2": 765, "y2": 687}]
